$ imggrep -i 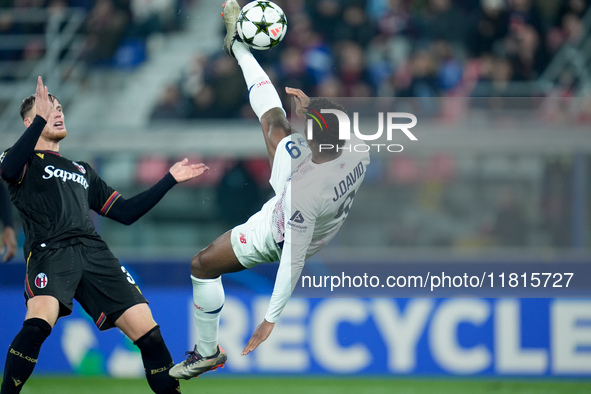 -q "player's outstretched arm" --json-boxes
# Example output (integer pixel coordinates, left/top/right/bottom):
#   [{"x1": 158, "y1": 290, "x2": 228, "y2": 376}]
[
  {"x1": 169, "y1": 158, "x2": 209, "y2": 183},
  {"x1": 242, "y1": 186, "x2": 313, "y2": 355},
  {"x1": 242, "y1": 319, "x2": 274, "y2": 355},
  {"x1": 0, "y1": 77, "x2": 52, "y2": 183},
  {"x1": 241, "y1": 238, "x2": 308, "y2": 355},
  {"x1": 102, "y1": 159, "x2": 208, "y2": 225}
]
